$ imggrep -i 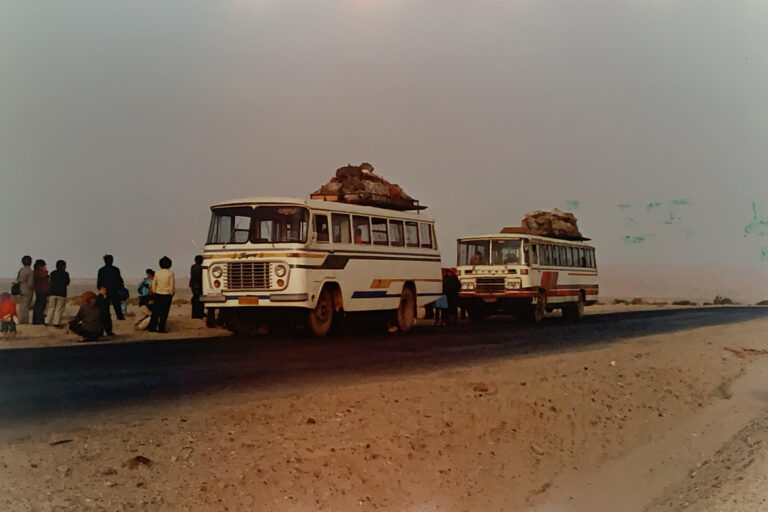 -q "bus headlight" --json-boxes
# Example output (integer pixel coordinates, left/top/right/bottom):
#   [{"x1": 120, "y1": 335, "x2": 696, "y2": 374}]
[
  {"x1": 461, "y1": 280, "x2": 476, "y2": 291},
  {"x1": 274, "y1": 264, "x2": 288, "y2": 278},
  {"x1": 505, "y1": 279, "x2": 521, "y2": 290},
  {"x1": 211, "y1": 265, "x2": 223, "y2": 279}
]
